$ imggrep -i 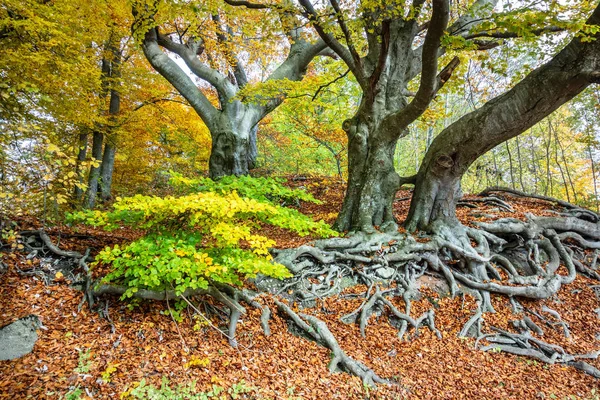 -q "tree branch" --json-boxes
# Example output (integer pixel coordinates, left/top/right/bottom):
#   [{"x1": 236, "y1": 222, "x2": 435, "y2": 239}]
[
  {"x1": 155, "y1": 30, "x2": 237, "y2": 100},
  {"x1": 211, "y1": 13, "x2": 249, "y2": 88},
  {"x1": 329, "y1": 0, "x2": 362, "y2": 70},
  {"x1": 380, "y1": 0, "x2": 453, "y2": 138},
  {"x1": 368, "y1": 19, "x2": 390, "y2": 90},
  {"x1": 409, "y1": 0, "x2": 499, "y2": 81},
  {"x1": 298, "y1": 0, "x2": 367, "y2": 89},
  {"x1": 414, "y1": 3, "x2": 600, "y2": 201},
  {"x1": 464, "y1": 25, "x2": 565, "y2": 40},
  {"x1": 223, "y1": 0, "x2": 274, "y2": 9},
  {"x1": 140, "y1": 28, "x2": 218, "y2": 125}
]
